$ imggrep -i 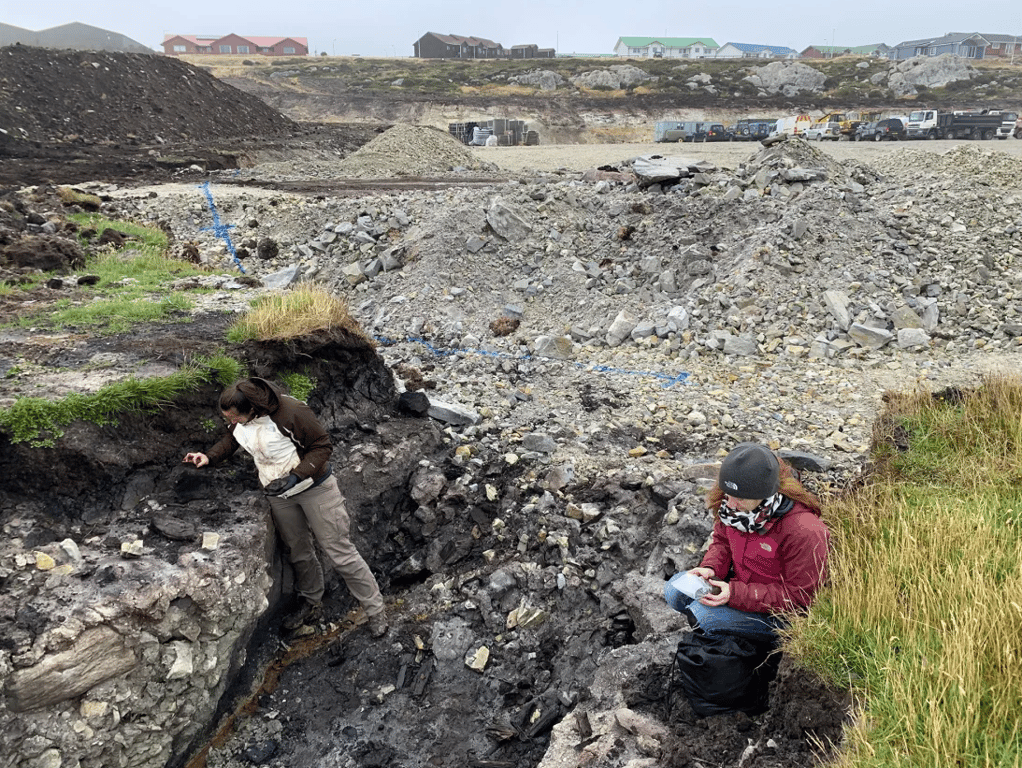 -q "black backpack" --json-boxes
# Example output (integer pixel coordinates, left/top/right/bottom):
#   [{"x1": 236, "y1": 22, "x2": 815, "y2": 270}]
[{"x1": 668, "y1": 630, "x2": 781, "y2": 717}]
